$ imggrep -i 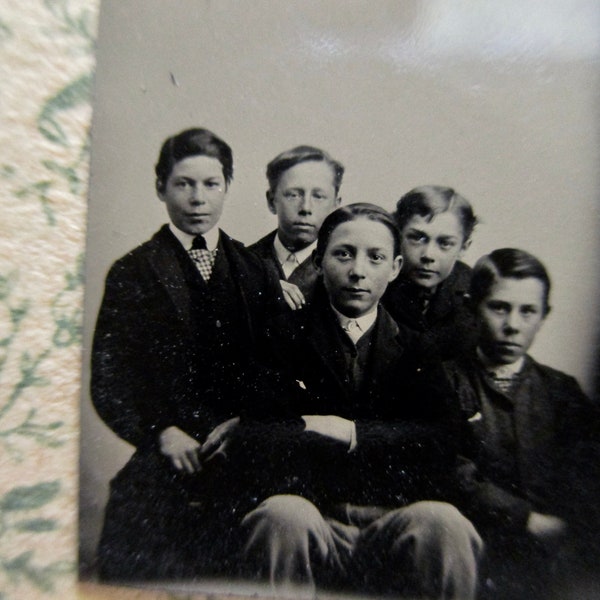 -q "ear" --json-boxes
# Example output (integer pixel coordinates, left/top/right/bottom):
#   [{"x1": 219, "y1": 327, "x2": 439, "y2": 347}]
[
  {"x1": 312, "y1": 249, "x2": 322, "y2": 273},
  {"x1": 458, "y1": 237, "x2": 472, "y2": 258},
  {"x1": 388, "y1": 256, "x2": 402, "y2": 283},
  {"x1": 266, "y1": 190, "x2": 277, "y2": 215},
  {"x1": 156, "y1": 179, "x2": 166, "y2": 202}
]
